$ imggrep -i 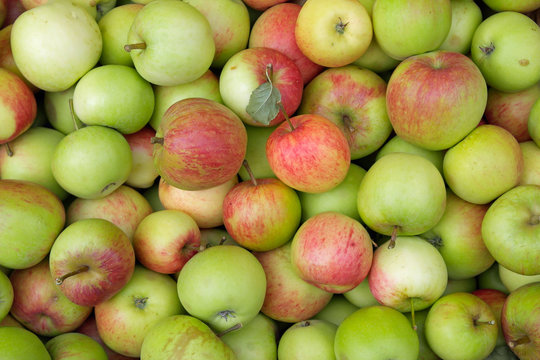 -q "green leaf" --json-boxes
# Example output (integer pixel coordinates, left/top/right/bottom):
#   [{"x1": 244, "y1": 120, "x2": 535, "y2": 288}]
[{"x1": 246, "y1": 81, "x2": 282, "y2": 126}]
